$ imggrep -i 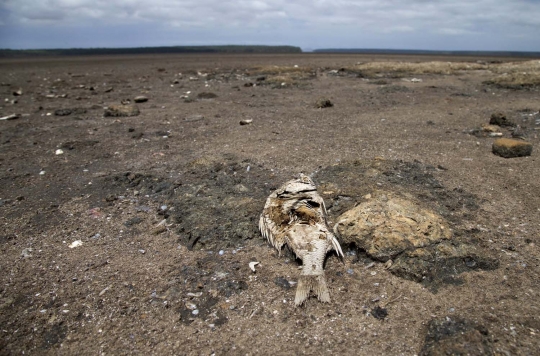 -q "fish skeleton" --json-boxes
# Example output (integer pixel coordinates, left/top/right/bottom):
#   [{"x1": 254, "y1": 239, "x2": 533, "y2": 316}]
[{"x1": 259, "y1": 174, "x2": 343, "y2": 306}]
